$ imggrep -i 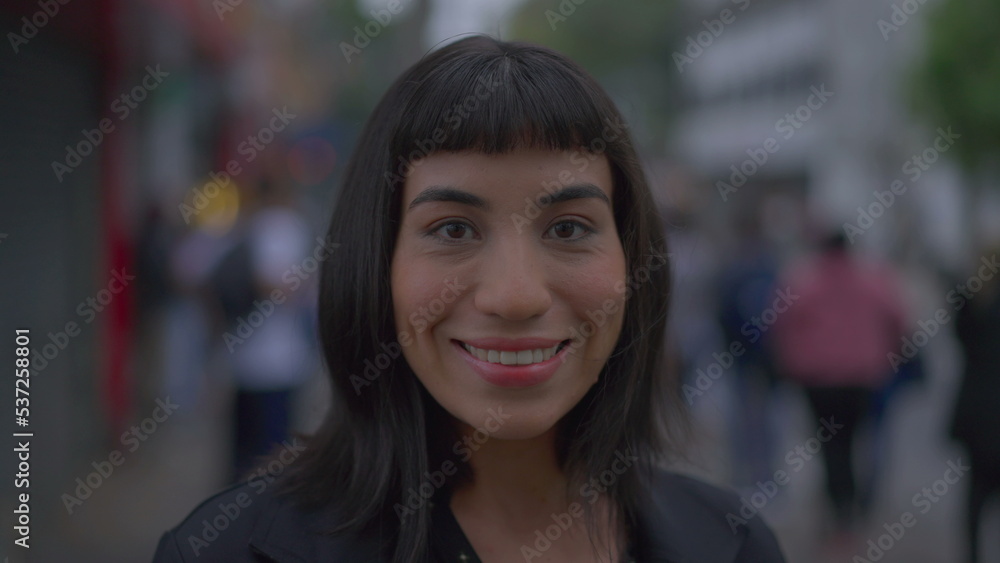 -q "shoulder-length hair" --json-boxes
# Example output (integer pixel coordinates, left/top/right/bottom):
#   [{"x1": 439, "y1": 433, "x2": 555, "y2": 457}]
[{"x1": 276, "y1": 35, "x2": 680, "y2": 562}]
